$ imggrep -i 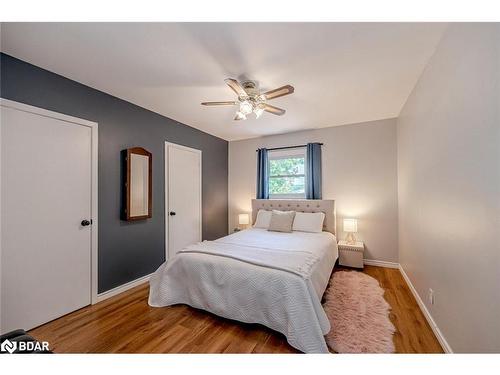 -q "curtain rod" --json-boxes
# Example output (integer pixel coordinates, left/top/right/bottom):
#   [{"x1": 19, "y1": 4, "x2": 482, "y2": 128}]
[{"x1": 255, "y1": 143, "x2": 323, "y2": 152}]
